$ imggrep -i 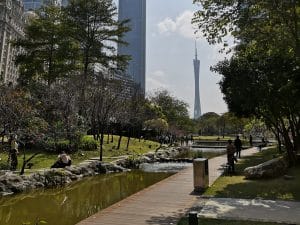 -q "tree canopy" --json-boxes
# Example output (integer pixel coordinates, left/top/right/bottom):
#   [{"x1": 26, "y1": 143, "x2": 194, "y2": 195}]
[{"x1": 193, "y1": 0, "x2": 300, "y2": 165}]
